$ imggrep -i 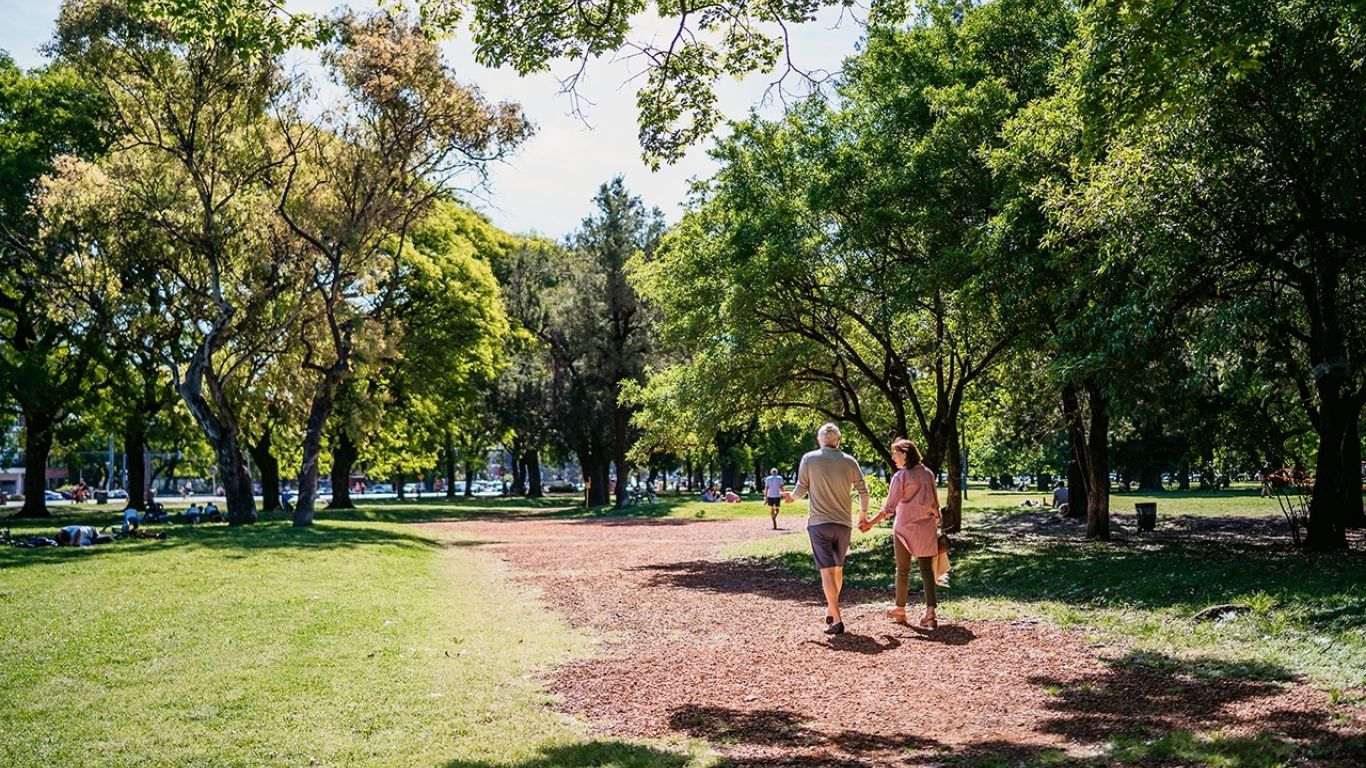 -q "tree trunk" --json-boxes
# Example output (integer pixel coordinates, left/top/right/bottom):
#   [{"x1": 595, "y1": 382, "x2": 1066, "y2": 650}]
[
  {"x1": 1346, "y1": 414, "x2": 1364, "y2": 528},
  {"x1": 1305, "y1": 388, "x2": 1363, "y2": 550},
  {"x1": 942, "y1": 428, "x2": 963, "y2": 533},
  {"x1": 248, "y1": 429, "x2": 282, "y2": 513},
  {"x1": 123, "y1": 421, "x2": 150, "y2": 512},
  {"x1": 1177, "y1": 461, "x2": 1191, "y2": 491},
  {"x1": 395, "y1": 472, "x2": 406, "y2": 501},
  {"x1": 1083, "y1": 379, "x2": 1111, "y2": 540},
  {"x1": 524, "y1": 450, "x2": 543, "y2": 498},
  {"x1": 326, "y1": 430, "x2": 358, "y2": 510},
  {"x1": 509, "y1": 449, "x2": 526, "y2": 496},
  {"x1": 1062, "y1": 378, "x2": 1111, "y2": 539},
  {"x1": 464, "y1": 458, "x2": 474, "y2": 498},
  {"x1": 179, "y1": 356, "x2": 256, "y2": 525},
  {"x1": 1138, "y1": 465, "x2": 1164, "y2": 492},
  {"x1": 1065, "y1": 456, "x2": 1086, "y2": 520},
  {"x1": 18, "y1": 415, "x2": 54, "y2": 517},
  {"x1": 581, "y1": 453, "x2": 610, "y2": 506},
  {"x1": 613, "y1": 404, "x2": 630, "y2": 508},
  {"x1": 294, "y1": 373, "x2": 342, "y2": 527},
  {"x1": 444, "y1": 434, "x2": 457, "y2": 500}
]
